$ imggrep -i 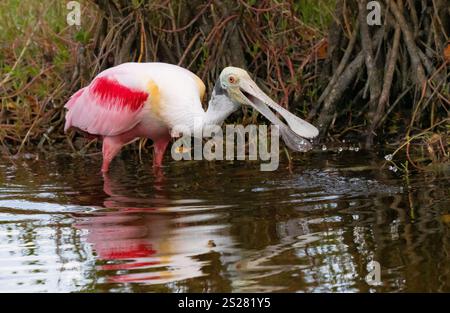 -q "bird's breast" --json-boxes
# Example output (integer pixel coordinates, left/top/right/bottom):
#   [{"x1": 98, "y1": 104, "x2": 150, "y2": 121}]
[{"x1": 141, "y1": 73, "x2": 206, "y2": 133}]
